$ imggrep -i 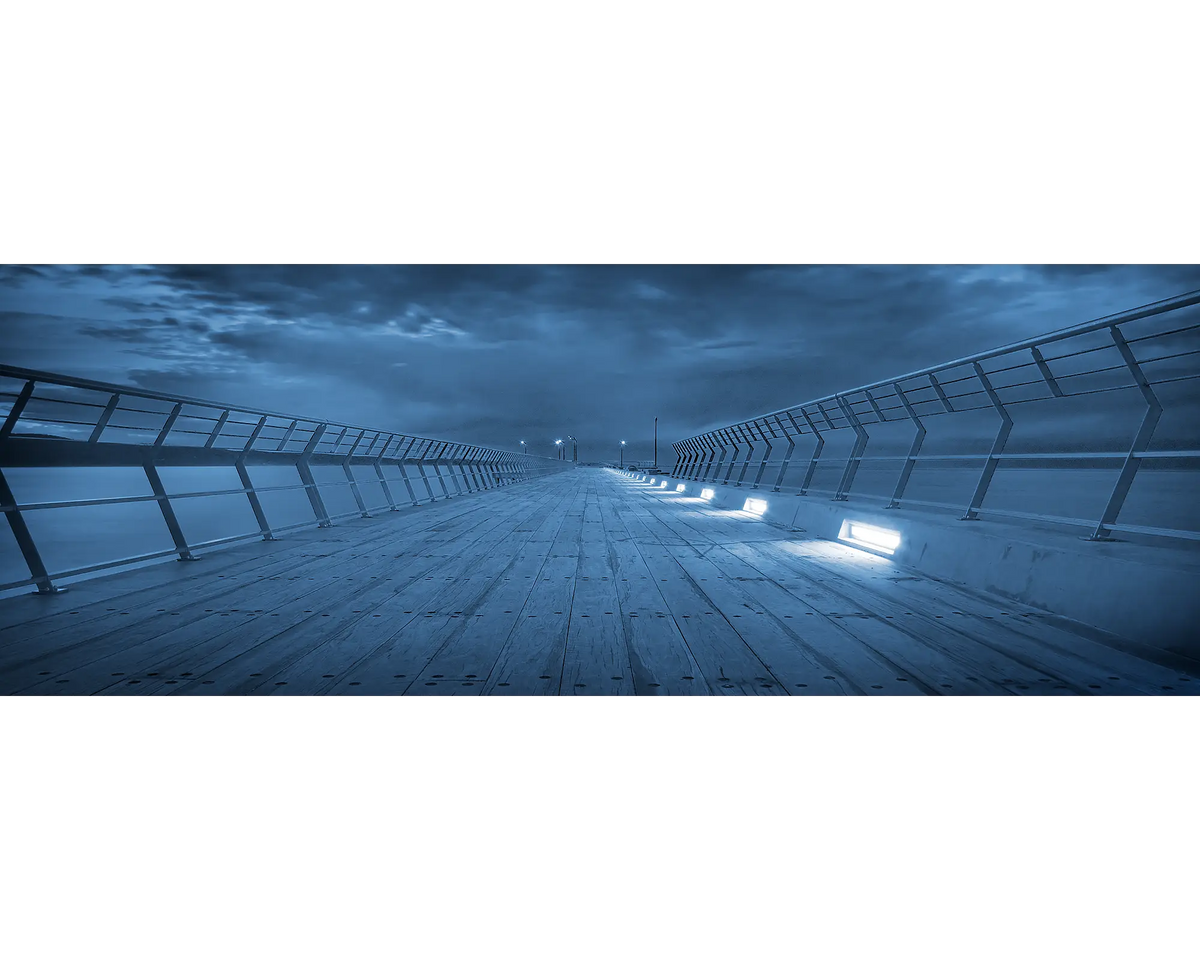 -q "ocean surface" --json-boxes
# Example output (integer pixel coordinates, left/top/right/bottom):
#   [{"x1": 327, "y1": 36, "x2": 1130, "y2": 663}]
[{"x1": 2, "y1": 464, "x2": 1197, "y2": 595}]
